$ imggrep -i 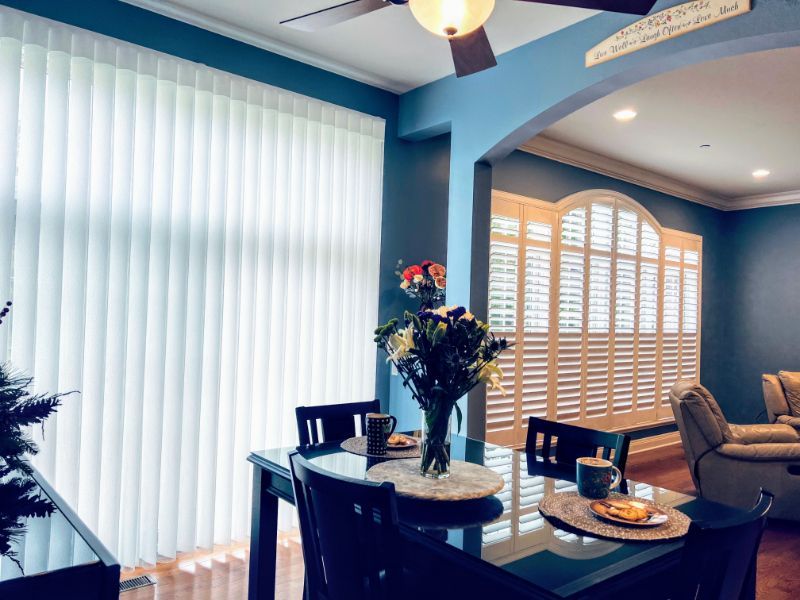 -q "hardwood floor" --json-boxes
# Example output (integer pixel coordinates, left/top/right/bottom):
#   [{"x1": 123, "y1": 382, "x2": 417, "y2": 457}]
[
  {"x1": 121, "y1": 445, "x2": 800, "y2": 599},
  {"x1": 627, "y1": 445, "x2": 800, "y2": 600}
]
